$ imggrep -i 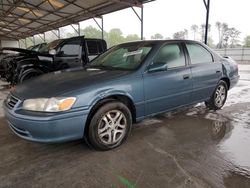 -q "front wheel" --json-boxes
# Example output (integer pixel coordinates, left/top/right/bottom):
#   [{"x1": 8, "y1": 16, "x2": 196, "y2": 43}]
[
  {"x1": 205, "y1": 80, "x2": 228, "y2": 110},
  {"x1": 87, "y1": 101, "x2": 132, "y2": 151}
]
